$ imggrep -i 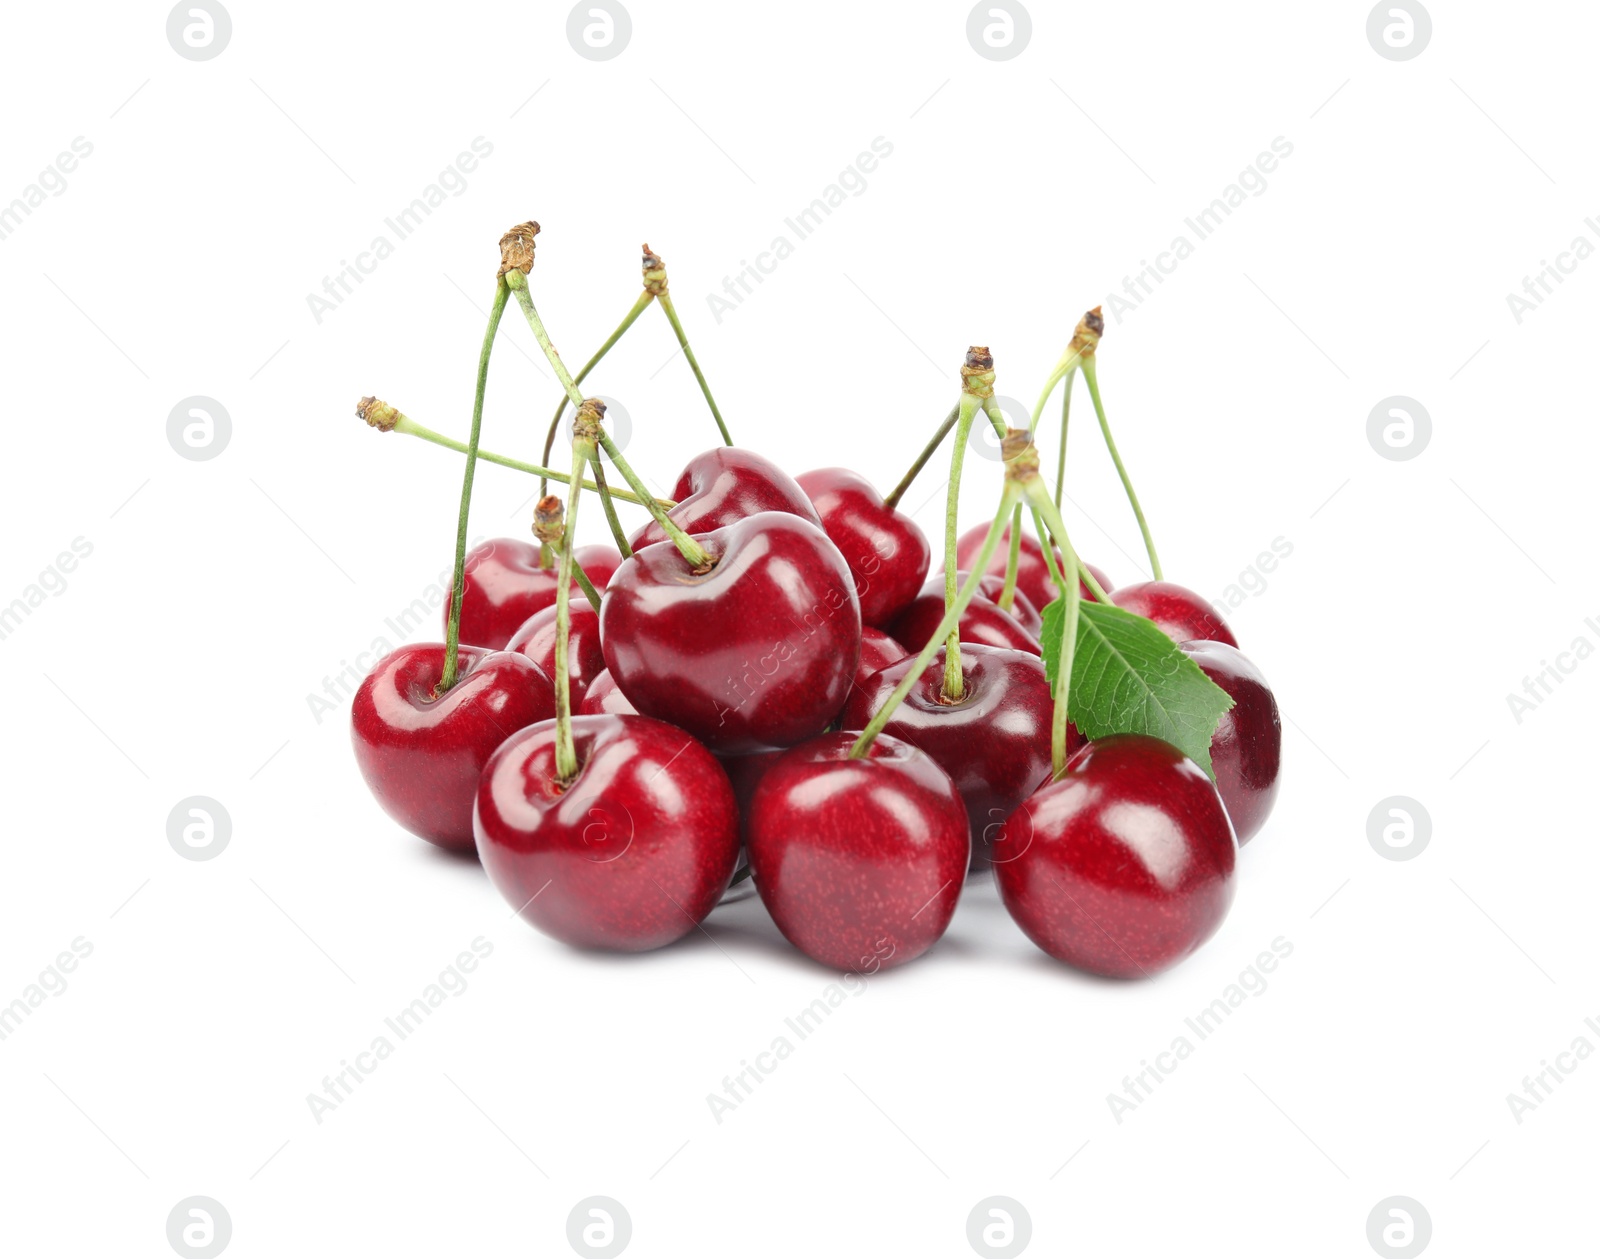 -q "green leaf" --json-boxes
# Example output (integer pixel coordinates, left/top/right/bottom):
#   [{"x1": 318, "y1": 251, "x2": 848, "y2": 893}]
[{"x1": 1038, "y1": 598, "x2": 1235, "y2": 778}]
